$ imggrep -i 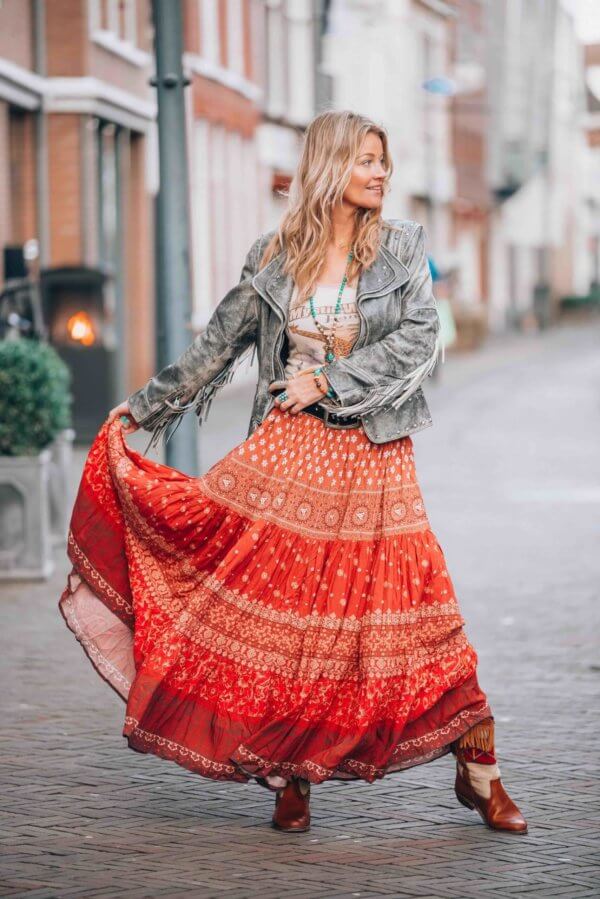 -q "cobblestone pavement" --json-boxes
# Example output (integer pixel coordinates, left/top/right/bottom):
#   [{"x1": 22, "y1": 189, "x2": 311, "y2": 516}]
[{"x1": 2, "y1": 318, "x2": 599, "y2": 898}]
